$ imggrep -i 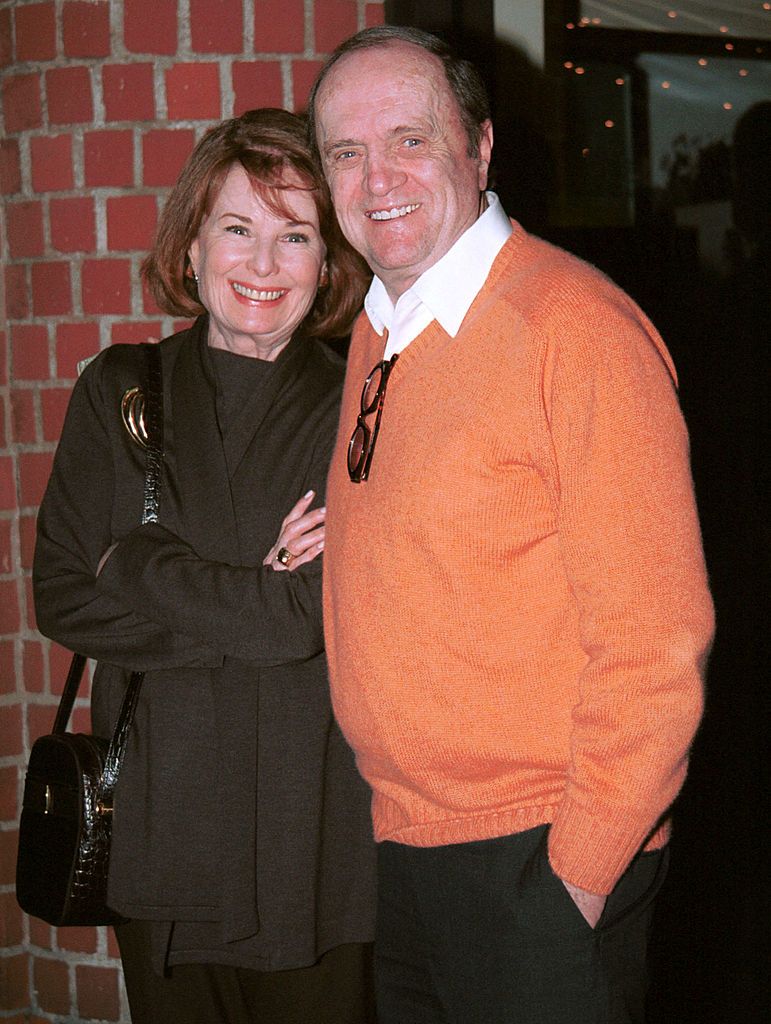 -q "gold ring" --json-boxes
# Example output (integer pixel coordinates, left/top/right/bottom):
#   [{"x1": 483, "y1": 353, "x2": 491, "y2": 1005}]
[{"x1": 276, "y1": 547, "x2": 294, "y2": 566}]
